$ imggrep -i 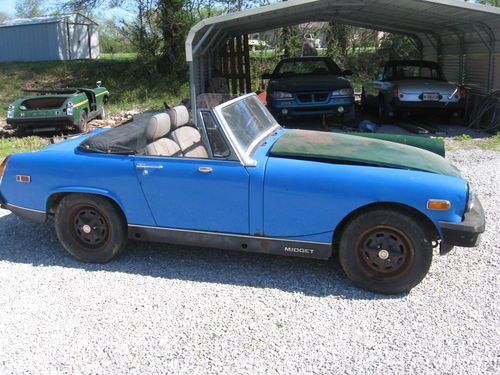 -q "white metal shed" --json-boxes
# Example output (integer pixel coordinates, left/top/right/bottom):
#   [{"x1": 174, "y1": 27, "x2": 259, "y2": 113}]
[
  {"x1": 186, "y1": 0, "x2": 500, "y2": 113},
  {"x1": 0, "y1": 13, "x2": 100, "y2": 62}
]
